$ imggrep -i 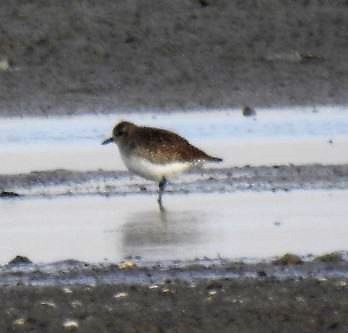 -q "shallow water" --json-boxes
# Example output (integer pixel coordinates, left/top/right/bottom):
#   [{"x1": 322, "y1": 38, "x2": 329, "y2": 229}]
[
  {"x1": 0, "y1": 190, "x2": 347, "y2": 264},
  {"x1": 1, "y1": 107, "x2": 348, "y2": 173}
]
